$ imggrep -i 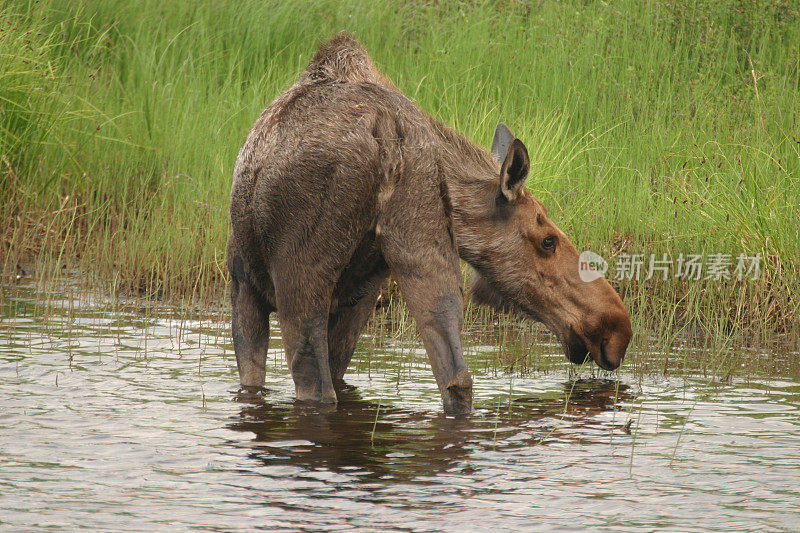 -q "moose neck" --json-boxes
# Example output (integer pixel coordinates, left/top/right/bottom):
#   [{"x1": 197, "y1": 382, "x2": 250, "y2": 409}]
[{"x1": 427, "y1": 119, "x2": 503, "y2": 271}]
